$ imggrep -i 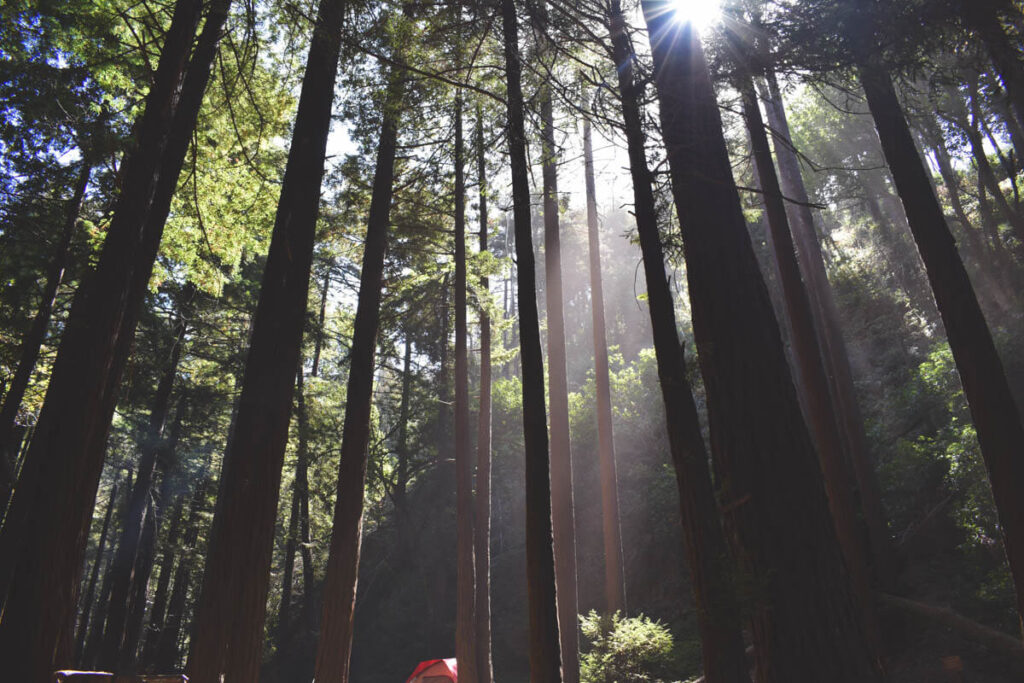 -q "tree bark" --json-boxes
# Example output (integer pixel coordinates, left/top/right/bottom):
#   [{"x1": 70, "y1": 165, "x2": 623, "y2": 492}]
[
  {"x1": 313, "y1": 64, "x2": 404, "y2": 683},
  {"x1": 856, "y1": 37, "x2": 1024, "y2": 635},
  {"x1": 499, "y1": 0, "x2": 562, "y2": 679},
  {"x1": 75, "y1": 477, "x2": 119, "y2": 663},
  {"x1": 454, "y1": 97, "x2": 479, "y2": 683},
  {"x1": 474, "y1": 104, "x2": 495, "y2": 683},
  {"x1": 0, "y1": 160, "x2": 91, "y2": 495},
  {"x1": 184, "y1": 0, "x2": 345, "y2": 678},
  {"x1": 0, "y1": 1, "x2": 228, "y2": 676},
  {"x1": 607, "y1": 6, "x2": 747, "y2": 681},
  {"x1": 582, "y1": 87, "x2": 626, "y2": 617},
  {"x1": 640, "y1": 5, "x2": 879, "y2": 680}
]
